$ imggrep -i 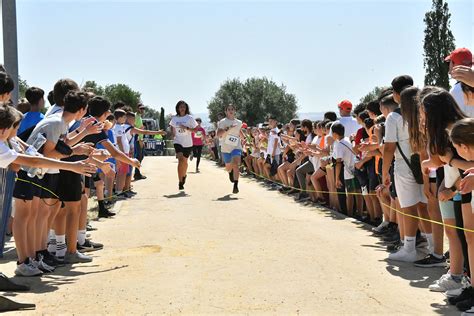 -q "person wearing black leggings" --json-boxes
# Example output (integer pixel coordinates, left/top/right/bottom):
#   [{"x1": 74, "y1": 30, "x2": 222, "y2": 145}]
[{"x1": 191, "y1": 118, "x2": 206, "y2": 173}]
